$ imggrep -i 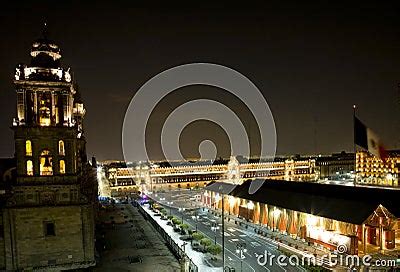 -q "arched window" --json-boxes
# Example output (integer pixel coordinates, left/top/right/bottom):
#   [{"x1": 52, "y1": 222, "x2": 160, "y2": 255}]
[
  {"x1": 39, "y1": 93, "x2": 51, "y2": 126},
  {"x1": 59, "y1": 160, "x2": 65, "y2": 174},
  {"x1": 58, "y1": 140, "x2": 65, "y2": 156},
  {"x1": 26, "y1": 140, "x2": 32, "y2": 156},
  {"x1": 26, "y1": 160, "x2": 33, "y2": 176},
  {"x1": 40, "y1": 150, "x2": 53, "y2": 176}
]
